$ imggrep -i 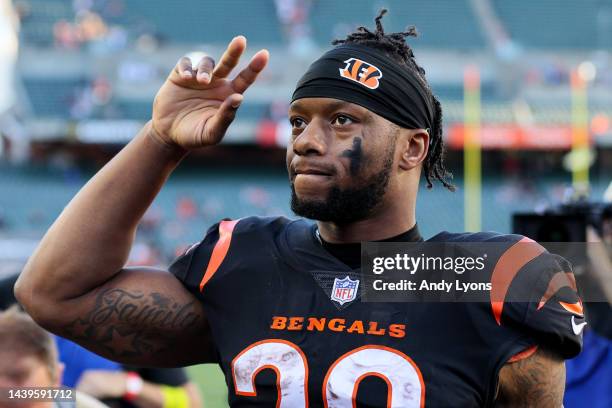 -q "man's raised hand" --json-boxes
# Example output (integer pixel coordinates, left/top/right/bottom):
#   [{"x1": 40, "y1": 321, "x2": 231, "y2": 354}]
[{"x1": 151, "y1": 36, "x2": 269, "y2": 149}]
